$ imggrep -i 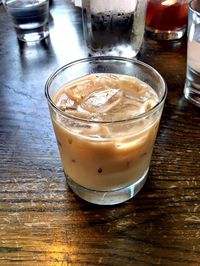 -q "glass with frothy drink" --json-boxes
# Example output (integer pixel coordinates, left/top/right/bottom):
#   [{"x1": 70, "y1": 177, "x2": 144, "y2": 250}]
[{"x1": 45, "y1": 57, "x2": 167, "y2": 205}]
